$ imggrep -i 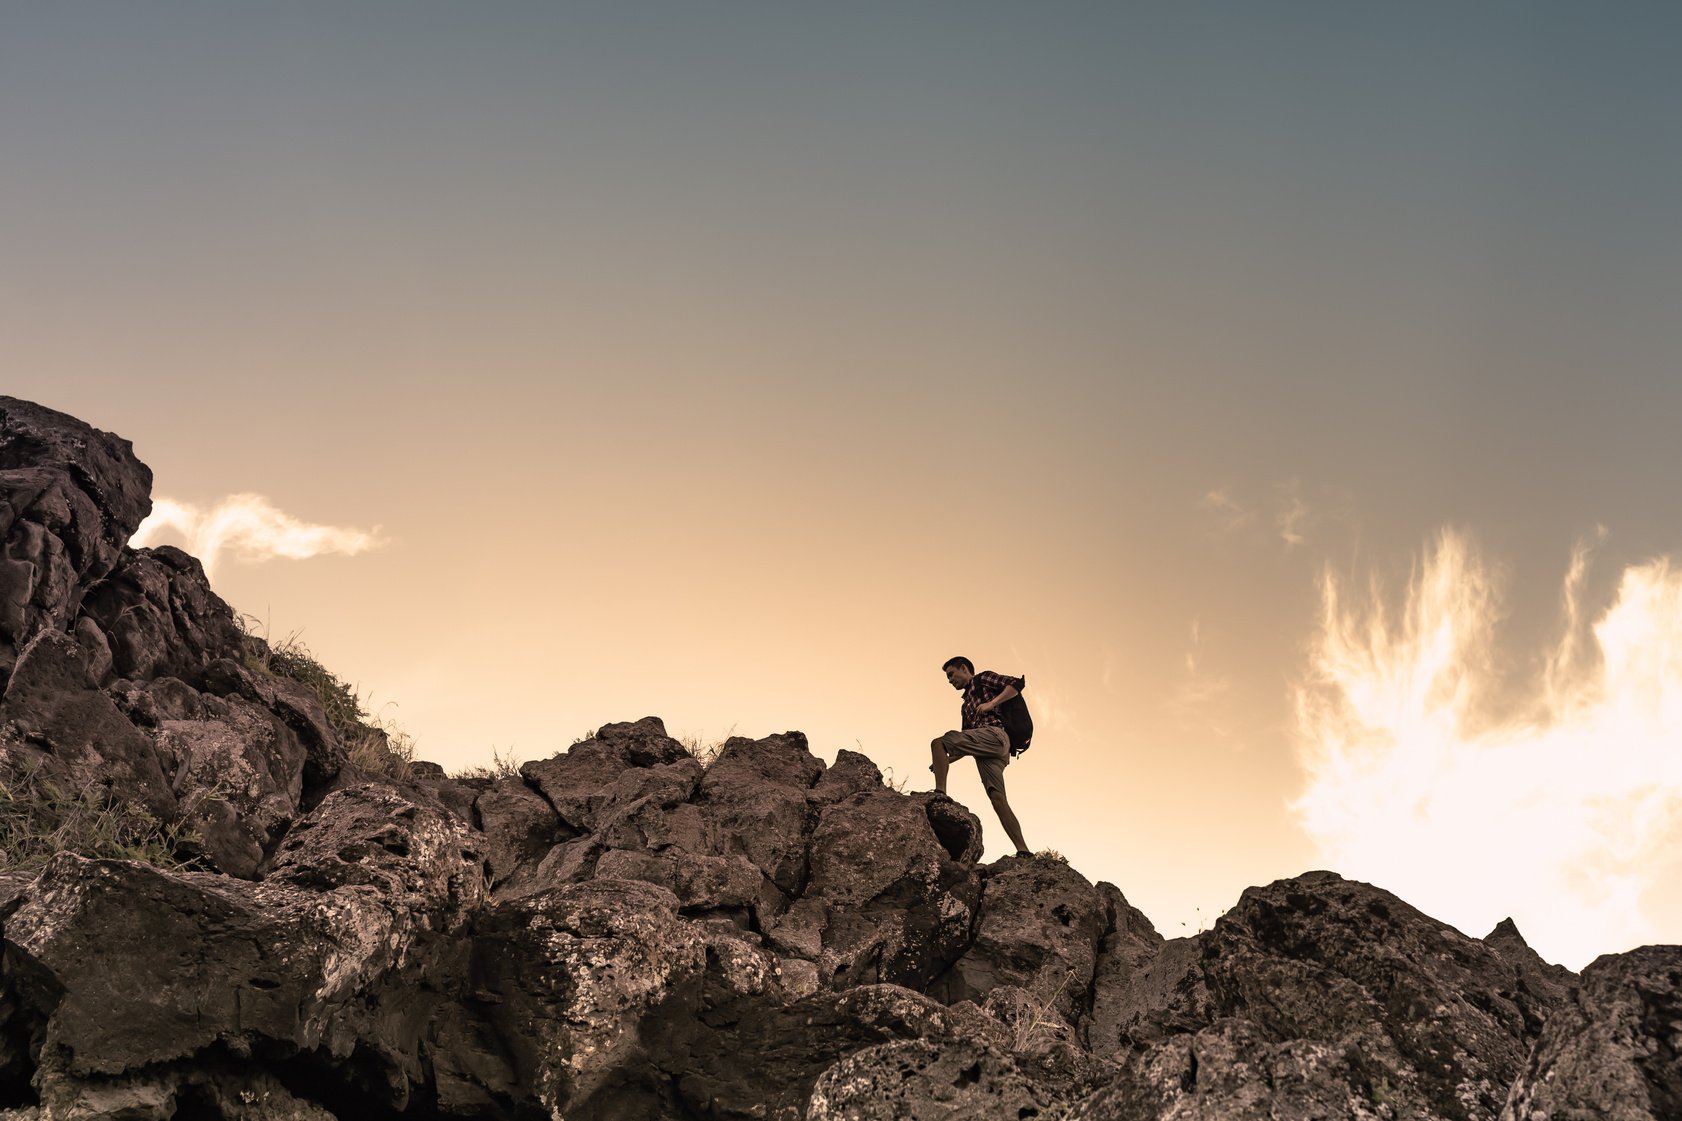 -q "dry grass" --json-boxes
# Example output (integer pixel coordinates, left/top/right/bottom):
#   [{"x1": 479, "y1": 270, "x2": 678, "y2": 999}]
[
  {"x1": 451, "y1": 746, "x2": 524, "y2": 781},
  {"x1": 0, "y1": 758, "x2": 204, "y2": 872},
  {"x1": 238, "y1": 615, "x2": 415, "y2": 778}
]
